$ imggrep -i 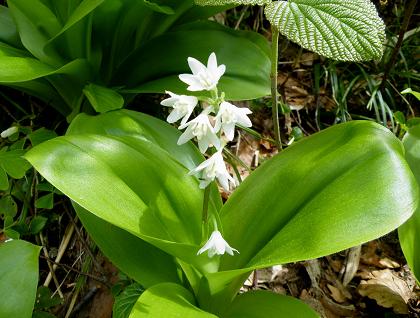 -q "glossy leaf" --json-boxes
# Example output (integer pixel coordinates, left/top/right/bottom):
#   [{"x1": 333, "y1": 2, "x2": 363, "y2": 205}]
[
  {"x1": 199, "y1": 121, "x2": 418, "y2": 312},
  {"x1": 74, "y1": 203, "x2": 182, "y2": 287},
  {"x1": 0, "y1": 149, "x2": 31, "y2": 179},
  {"x1": 224, "y1": 290, "x2": 319, "y2": 318},
  {"x1": 83, "y1": 83, "x2": 124, "y2": 113},
  {"x1": 0, "y1": 6, "x2": 20, "y2": 46},
  {"x1": 129, "y1": 283, "x2": 217, "y2": 318},
  {"x1": 26, "y1": 110, "x2": 222, "y2": 274},
  {"x1": 221, "y1": 121, "x2": 417, "y2": 270},
  {"x1": 113, "y1": 283, "x2": 145, "y2": 318},
  {"x1": 265, "y1": 0, "x2": 385, "y2": 61},
  {"x1": 0, "y1": 240, "x2": 41, "y2": 318},
  {"x1": 399, "y1": 125, "x2": 420, "y2": 282},
  {"x1": 117, "y1": 21, "x2": 271, "y2": 101}
]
